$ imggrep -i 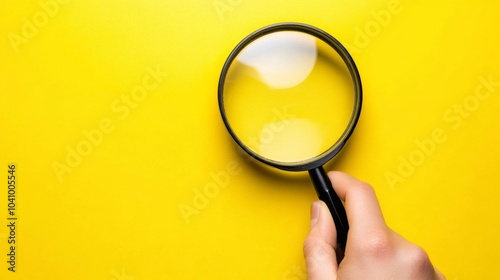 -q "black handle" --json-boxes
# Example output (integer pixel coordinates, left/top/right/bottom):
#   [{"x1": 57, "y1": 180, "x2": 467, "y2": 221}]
[{"x1": 308, "y1": 166, "x2": 349, "y2": 253}]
